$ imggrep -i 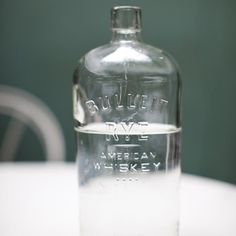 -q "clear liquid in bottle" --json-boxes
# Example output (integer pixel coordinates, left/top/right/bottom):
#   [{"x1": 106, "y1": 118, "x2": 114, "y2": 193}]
[{"x1": 76, "y1": 123, "x2": 181, "y2": 236}]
